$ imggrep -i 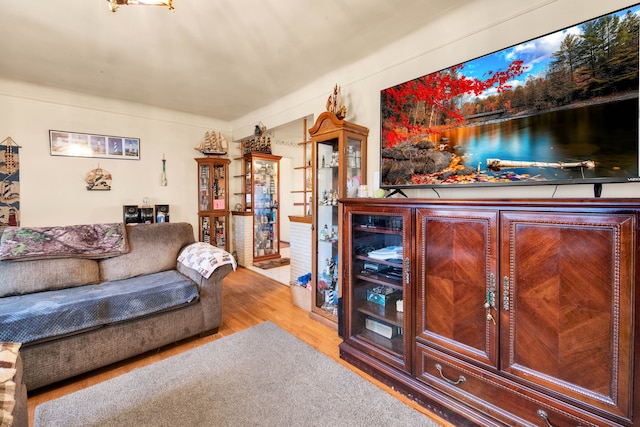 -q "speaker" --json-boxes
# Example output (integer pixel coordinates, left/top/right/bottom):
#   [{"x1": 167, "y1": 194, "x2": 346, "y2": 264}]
[
  {"x1": 139, "y1": 207, "x2": 154, "y2": 224},
  {"x1": 123, "y1": 205, "x2": 140, "y2": 224},
  {"x1": 155, "y1": 204, "x2": 170, "y2": 222}
]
